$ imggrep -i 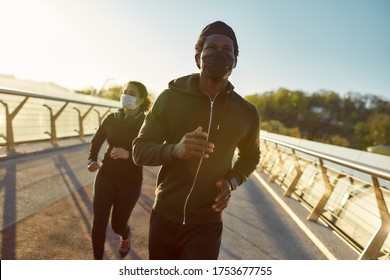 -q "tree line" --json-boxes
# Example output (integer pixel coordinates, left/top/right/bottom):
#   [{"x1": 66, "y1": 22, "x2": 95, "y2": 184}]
[
  {"x1": 245, "y1": 88, "x2": 390, "y2": 155},
  {"x1": 76, "y1": 85, "x2": 123, "y2": 100}
]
